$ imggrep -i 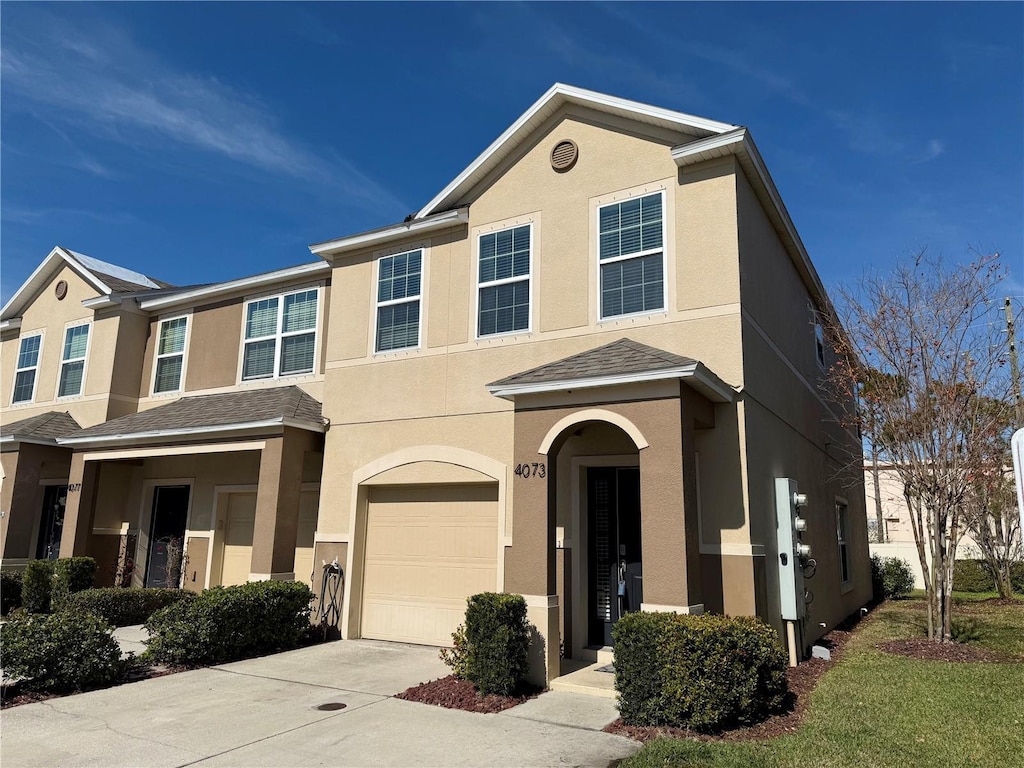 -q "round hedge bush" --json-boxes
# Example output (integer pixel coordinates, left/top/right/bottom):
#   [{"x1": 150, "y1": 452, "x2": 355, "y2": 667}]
[{"x1": 0, "y1": 611, "x2": 125, "y2": 693}]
